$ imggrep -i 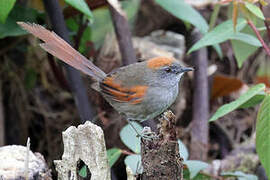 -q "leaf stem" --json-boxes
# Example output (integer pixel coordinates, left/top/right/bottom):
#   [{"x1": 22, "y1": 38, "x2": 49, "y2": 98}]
[
  {"x1": 247, "y1": 20, "x2": 270, "y2": 57},
  {"x1": 259, "y1": 4, "x2": 270, "y2": 42},
  {"x1": 121, "y1": 150, "x2": 135, "y2": 155}
]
